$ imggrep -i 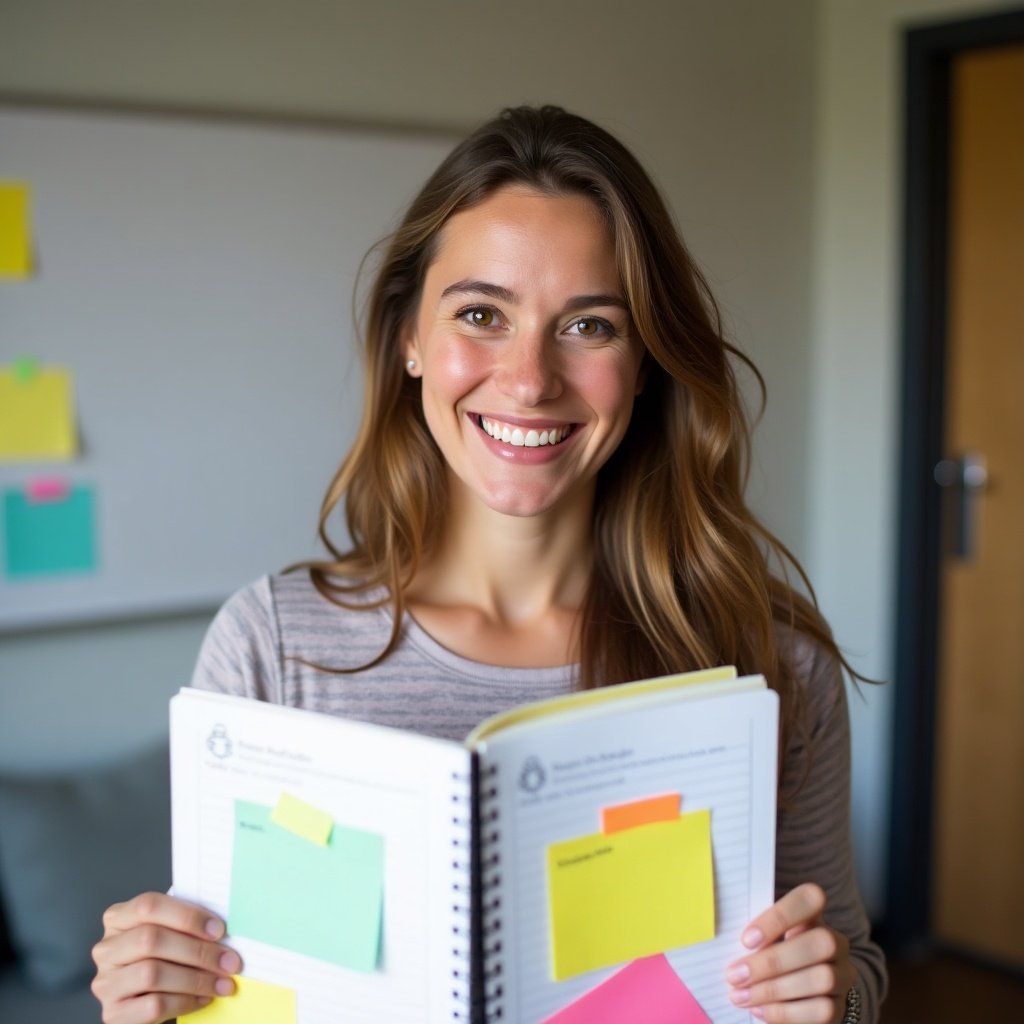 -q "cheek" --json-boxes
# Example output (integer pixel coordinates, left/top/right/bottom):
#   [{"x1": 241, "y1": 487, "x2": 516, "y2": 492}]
[
  {"x1": 574, "y1": 356, "x2": 643, "y2": 420},
  {"x1": 424, "y1": 337, "x2": 493, "y2": 403}
]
